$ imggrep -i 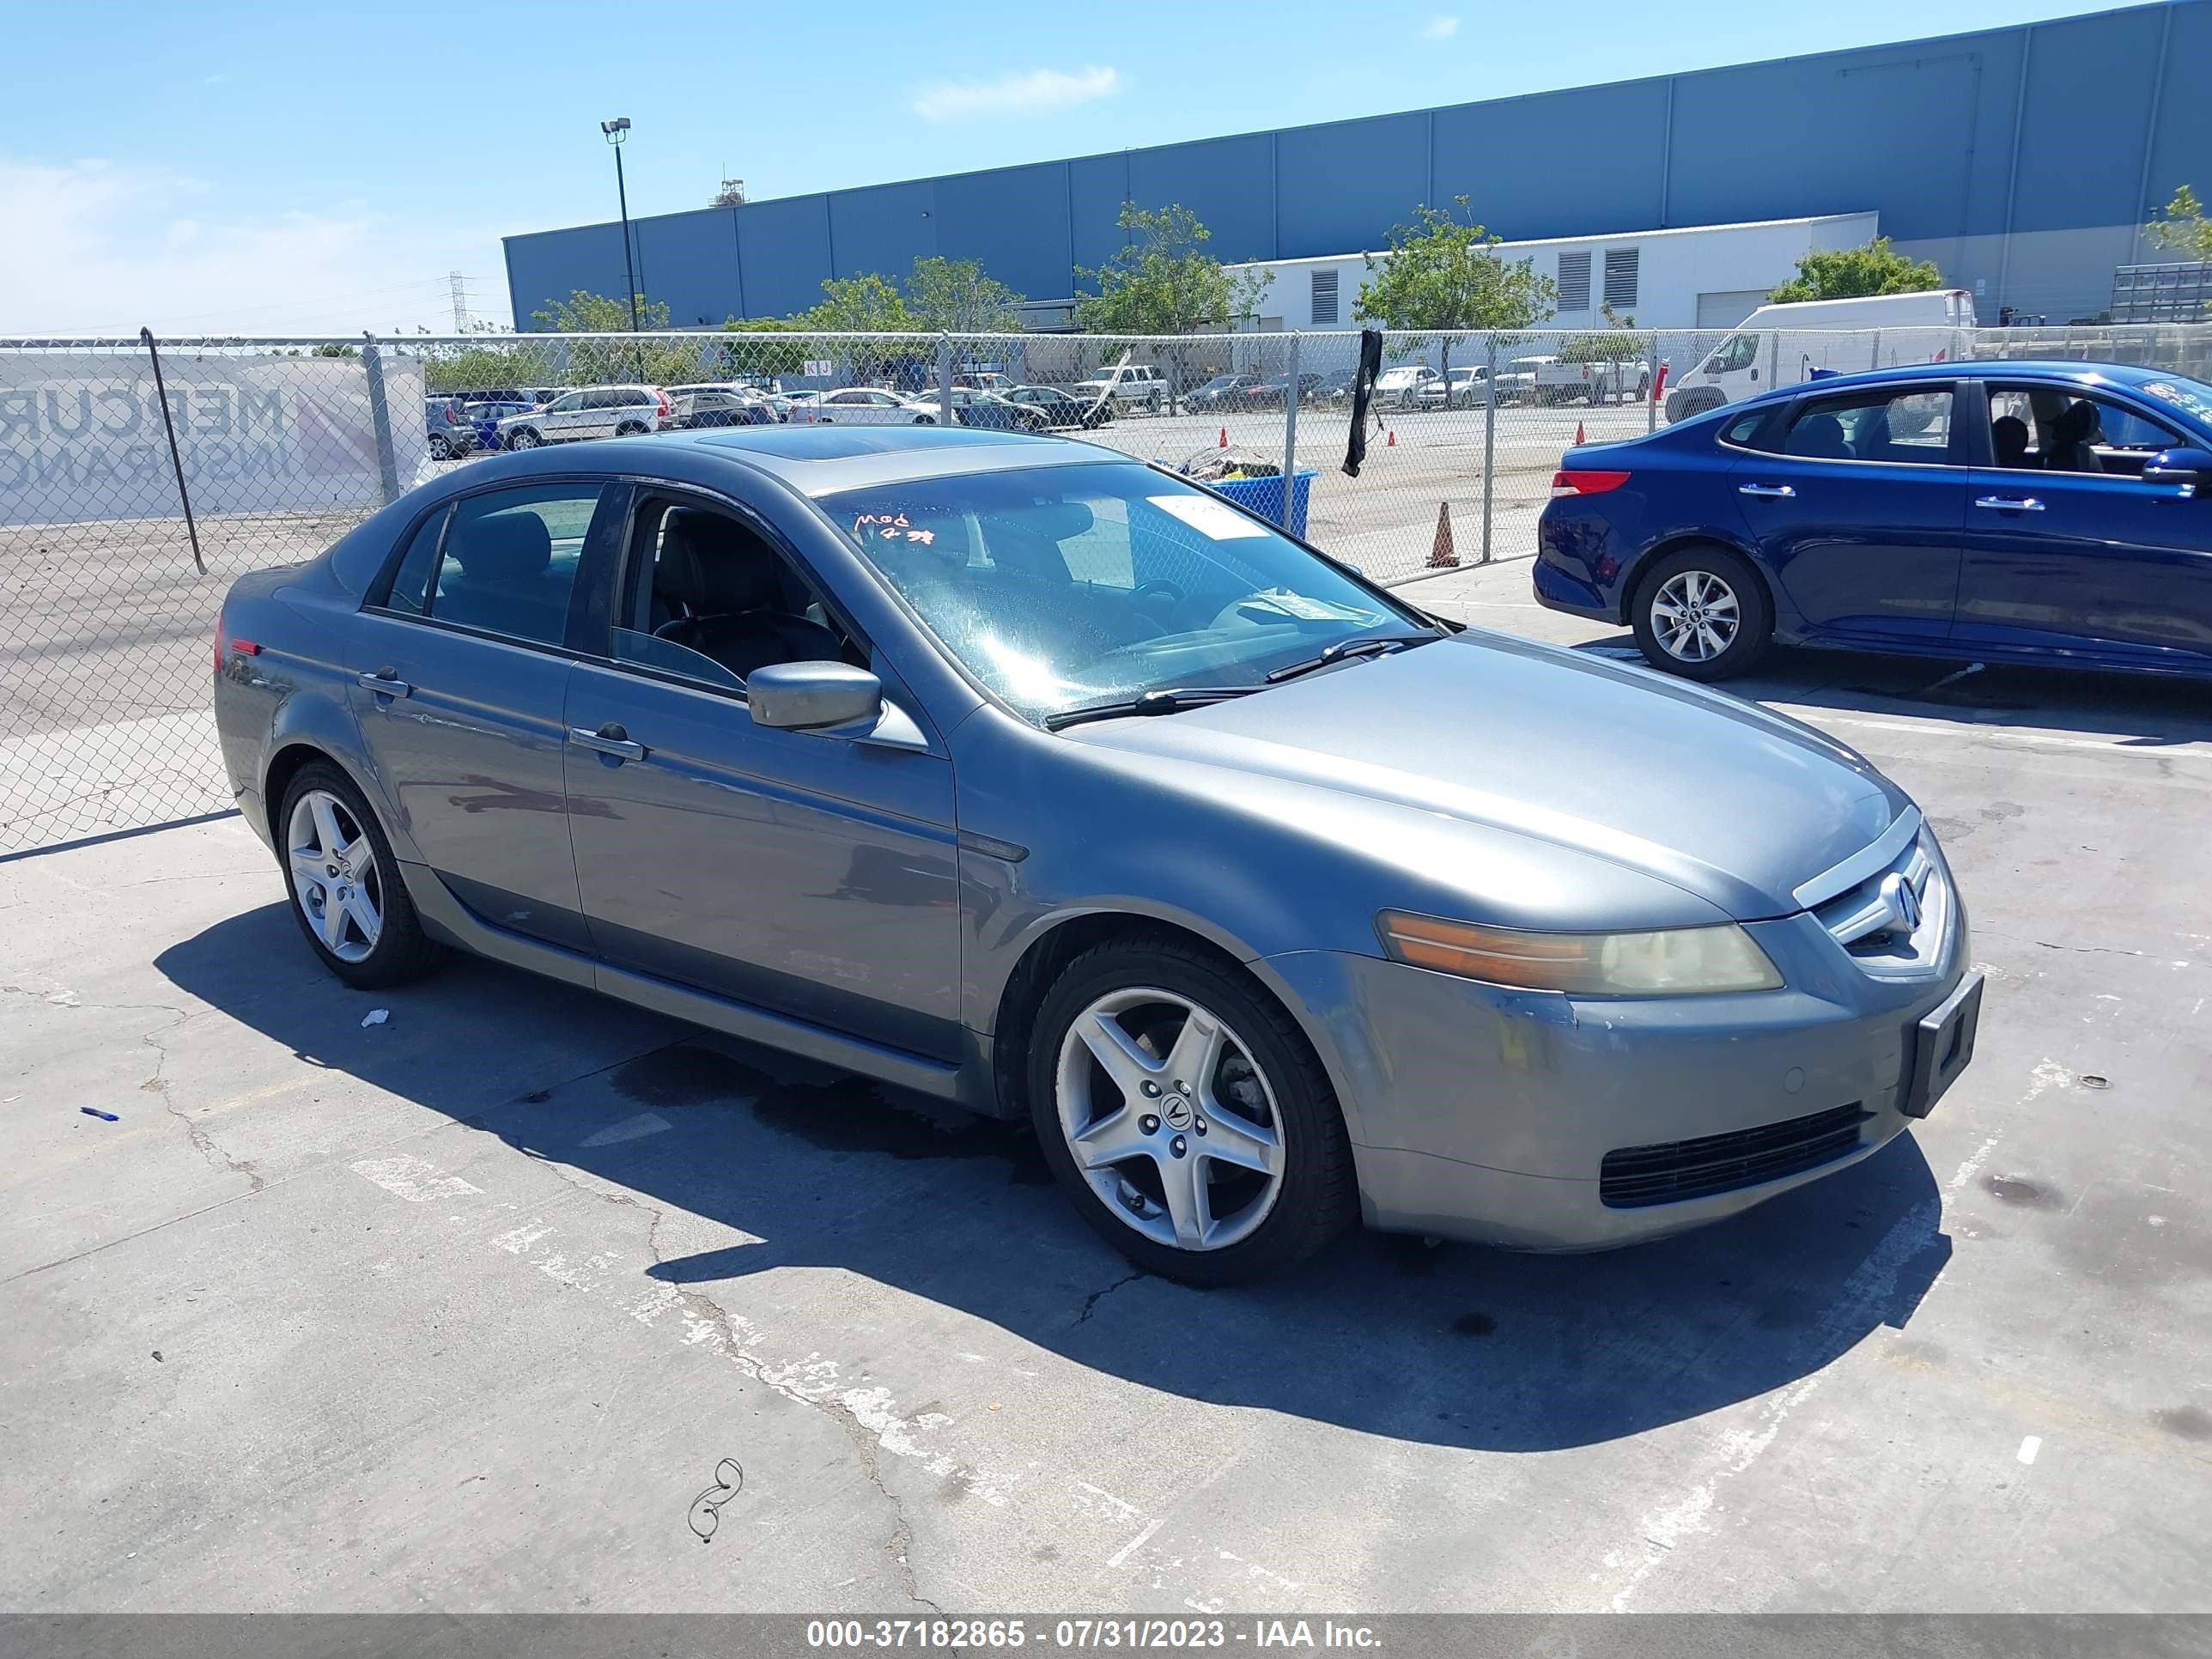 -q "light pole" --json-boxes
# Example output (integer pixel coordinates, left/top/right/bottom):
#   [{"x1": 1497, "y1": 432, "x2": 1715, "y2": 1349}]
[{"x1": 602, "y1": 117, "x2": 643, "y2": 378}]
